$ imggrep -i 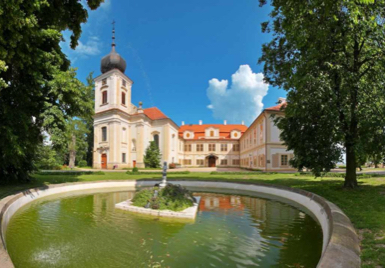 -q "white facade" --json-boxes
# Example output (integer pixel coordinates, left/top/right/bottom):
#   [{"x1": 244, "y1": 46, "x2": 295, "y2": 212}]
[{"x1": 93, "y1": 69, "x2": 179, "y2": 169}]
